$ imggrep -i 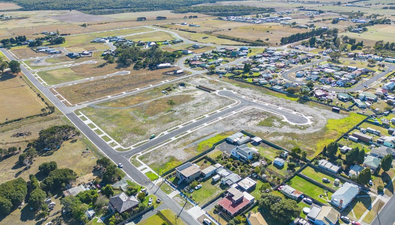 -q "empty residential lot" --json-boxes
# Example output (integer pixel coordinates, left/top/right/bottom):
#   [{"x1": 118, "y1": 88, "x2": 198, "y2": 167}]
[
  {"x1": 0, "y1": 74, "x2": 46, "y2": 122},
  {"x1": 79, "y1": 85, "x2": 234, "y2": 146},
  {"x1": 55, "y1": 67, "x2": 184, "y2": 104}
]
